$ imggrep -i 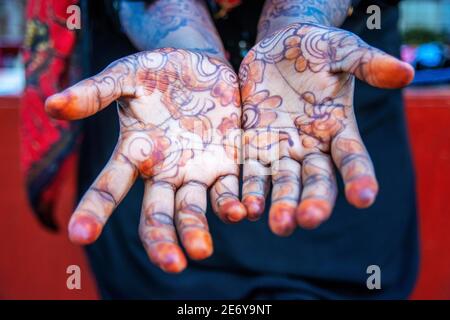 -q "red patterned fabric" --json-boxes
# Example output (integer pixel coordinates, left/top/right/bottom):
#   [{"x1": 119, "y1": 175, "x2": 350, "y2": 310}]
[
  {"x1": 215, "y1": 0, "x2": 242, "y2": 9},
  {"x1": 20, "y1": 0, "x2": 78, "y2": 230},
  {"x1": 213, "y1": 0, "x2": 242, "y2": 18}
]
